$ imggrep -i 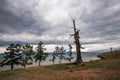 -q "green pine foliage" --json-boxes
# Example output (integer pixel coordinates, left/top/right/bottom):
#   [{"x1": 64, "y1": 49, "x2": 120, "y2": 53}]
[
  {"x1": 49, "y1": 47, "x2": 58, "y2": 64},
  {"x1": 59, "y1": 46, "x2": 66, "y2": 64},
  {"x1": 54, "y1": 46, "x2": 66, "y2": 64},
  {"x1": 65, "y1": 44, "x2": 74, "y2": 63},
  {"x1": 34, "y1": 41, "x2": 48, "y2": 66},
  {"x1": 22, "y1": 43, "x2": 33, "y2": 68},
  {"x1": 0, "y1": 43, "x2": 23, "y2": 70}
]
